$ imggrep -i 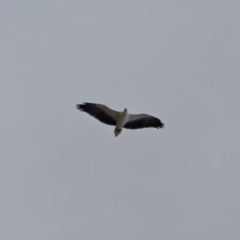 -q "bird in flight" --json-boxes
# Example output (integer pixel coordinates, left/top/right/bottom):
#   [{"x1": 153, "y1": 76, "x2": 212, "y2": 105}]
[{"x1": 76, "y1": 102, "x2": 164, "y2": 137}]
